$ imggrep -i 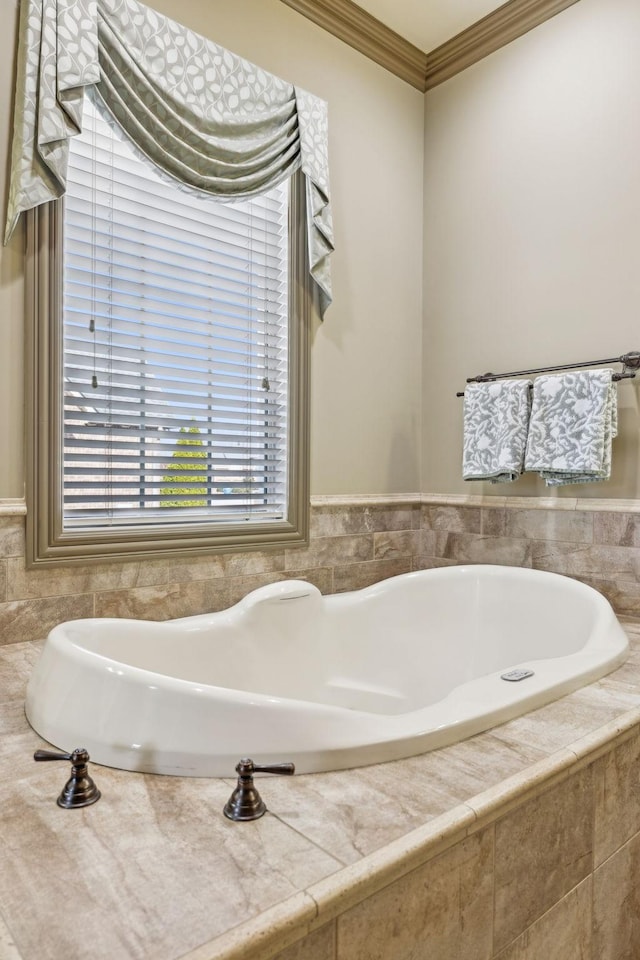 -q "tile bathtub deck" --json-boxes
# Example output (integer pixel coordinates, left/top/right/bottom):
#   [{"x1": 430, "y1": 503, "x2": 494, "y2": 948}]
[{"x1": 2, "y1": 625, "x2": 640, "y2": 960}]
